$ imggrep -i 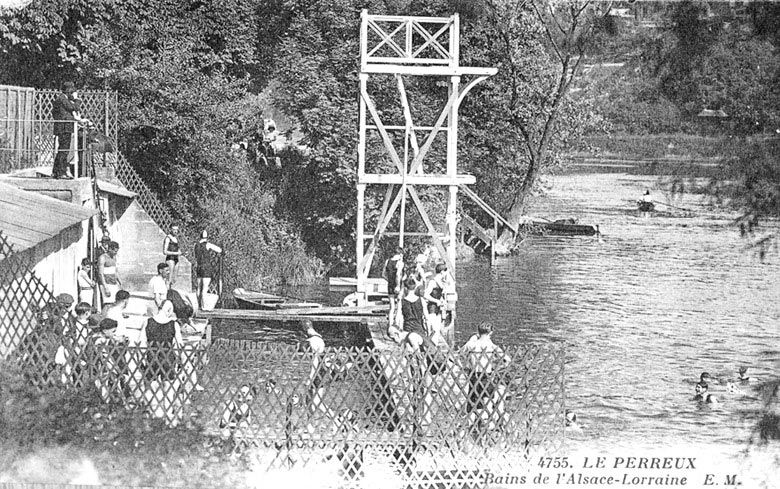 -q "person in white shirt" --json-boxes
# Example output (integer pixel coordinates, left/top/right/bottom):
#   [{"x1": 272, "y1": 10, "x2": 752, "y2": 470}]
[
  {"x1": 77, "y1": 258, "x2": 96, "y2": 307},
  {"x1": 149, "y1": 262, "x2": 170, "y2": 309}
]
